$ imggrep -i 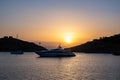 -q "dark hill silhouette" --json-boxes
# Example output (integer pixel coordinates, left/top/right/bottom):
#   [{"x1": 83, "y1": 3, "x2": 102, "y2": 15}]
[
  {"x1": 0, "y1": 36, "x2": 47, "y2": 52},
  {"x1": 67, "y1": 34, "x2": 120, "y2": 54}
]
